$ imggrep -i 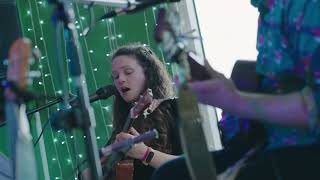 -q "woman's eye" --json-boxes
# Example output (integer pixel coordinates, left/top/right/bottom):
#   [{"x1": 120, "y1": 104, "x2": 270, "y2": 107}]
[
  {"x1": 125, "y1": 69, "x2": 134, "y2": 75},
  {"x1": 112, "y1": 74, "x2": 119, "y2": 79}
]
